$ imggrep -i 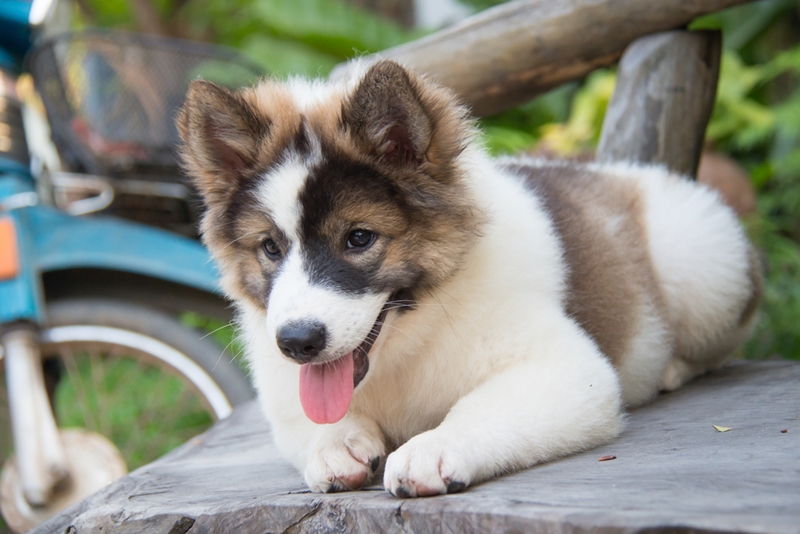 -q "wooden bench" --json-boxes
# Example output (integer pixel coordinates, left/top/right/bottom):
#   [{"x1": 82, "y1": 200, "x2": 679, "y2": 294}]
[{"x1": 33, "y1": 361, "x2": 800, "y2": 533}]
